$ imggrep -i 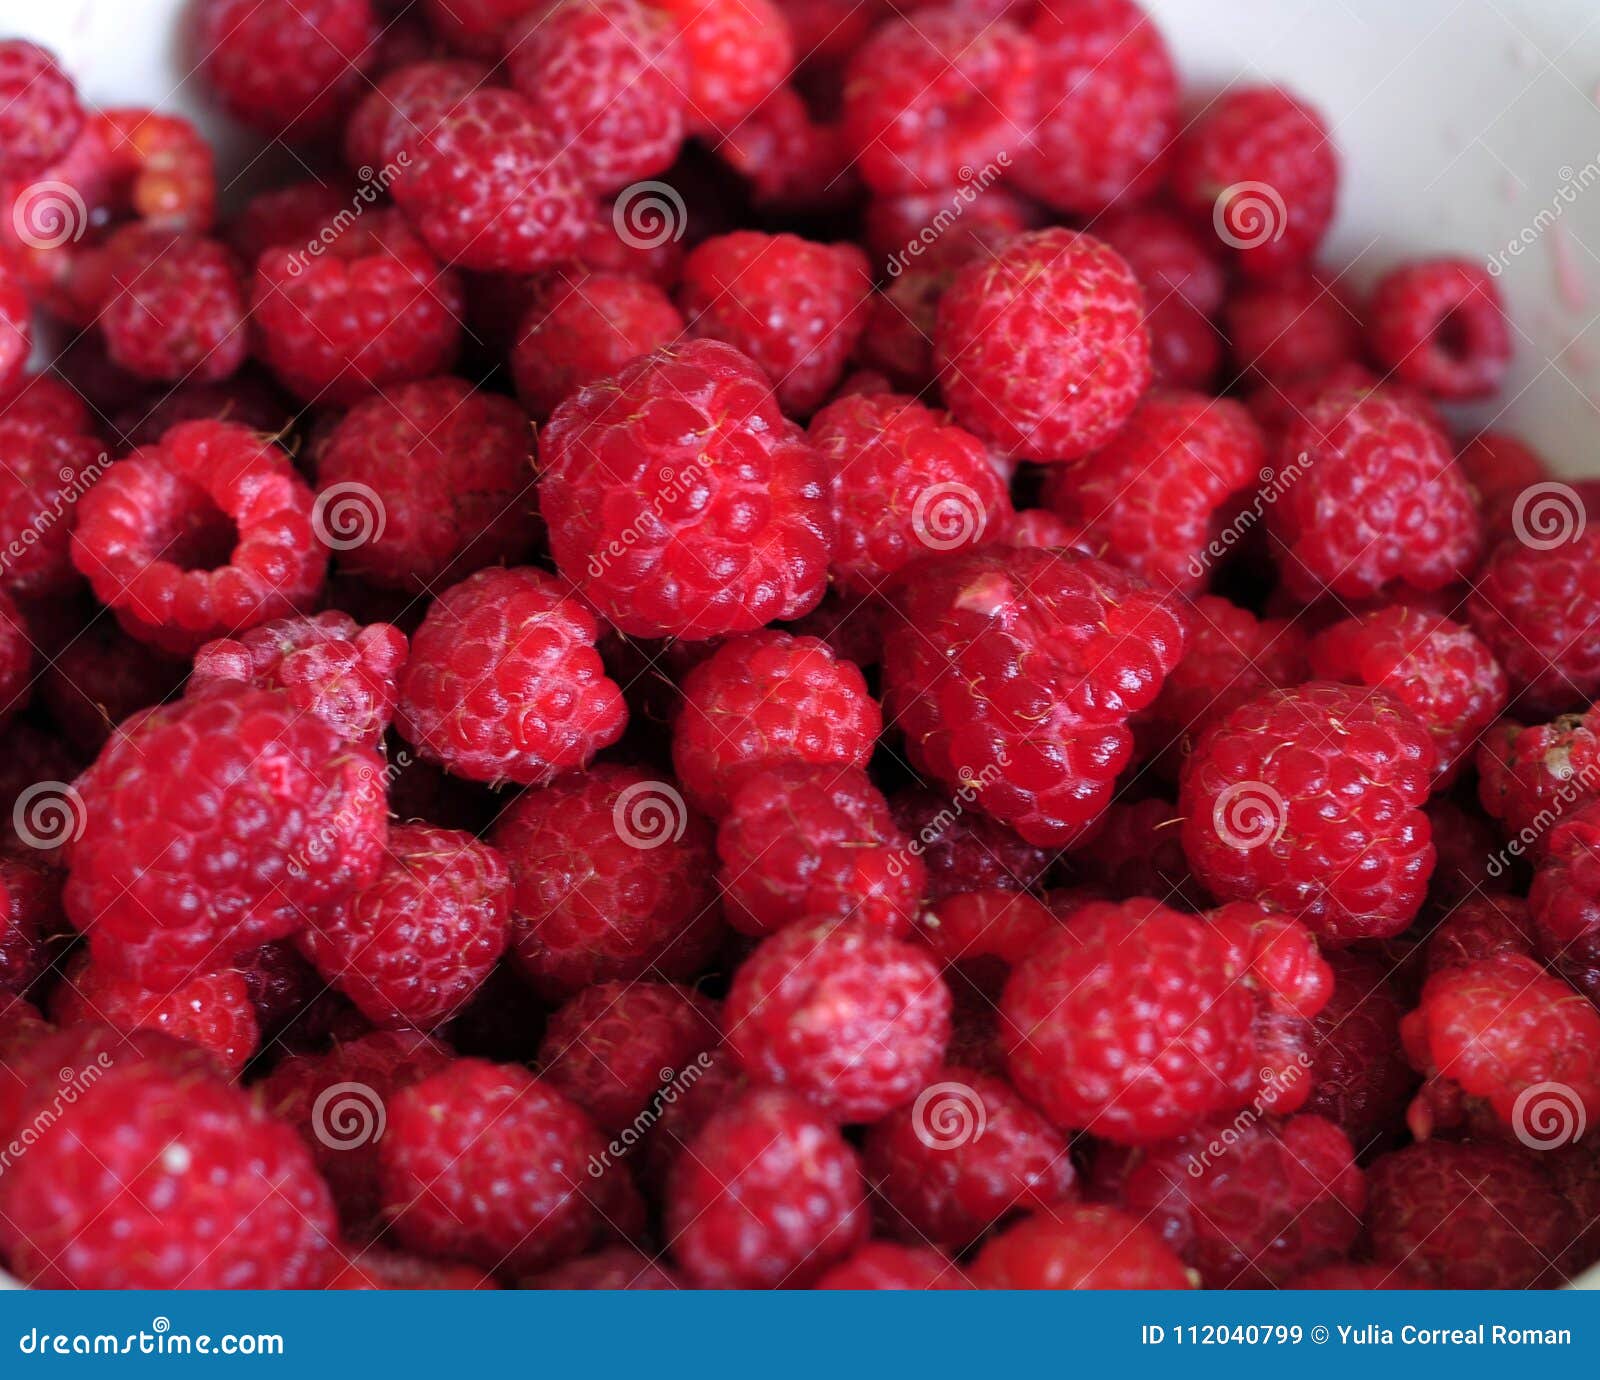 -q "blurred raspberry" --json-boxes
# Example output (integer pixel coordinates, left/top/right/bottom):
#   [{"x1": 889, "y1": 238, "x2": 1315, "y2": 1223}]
[
  {"x1": 342, "y1": 59, "x2": 490, "y2": 170},
  {"x1": 98, "y1": 228, "x2": 248, "y2": 383},
  {"x1": 1306, "y1": 948, "x2": 1416, "y2": 1151},
  {"x1": 0, "y1": 40, "x2": 83, "y2": 180},
  {"x1": 655, "y1": 0, "x2": 793, "y2": 135},
  {"x1": 1369, "y1": 258, "x2": 1511, "y2": 400},
  {"x1": 1222, "y1": 271, "x2": 1361, "y2": 385},
  {"x1": 889, "y1": 787, "x2": 1052, "y2": 903},
  {"x1": 971, "y1": 1206, "x2": 1193, "y2": 1288}
]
